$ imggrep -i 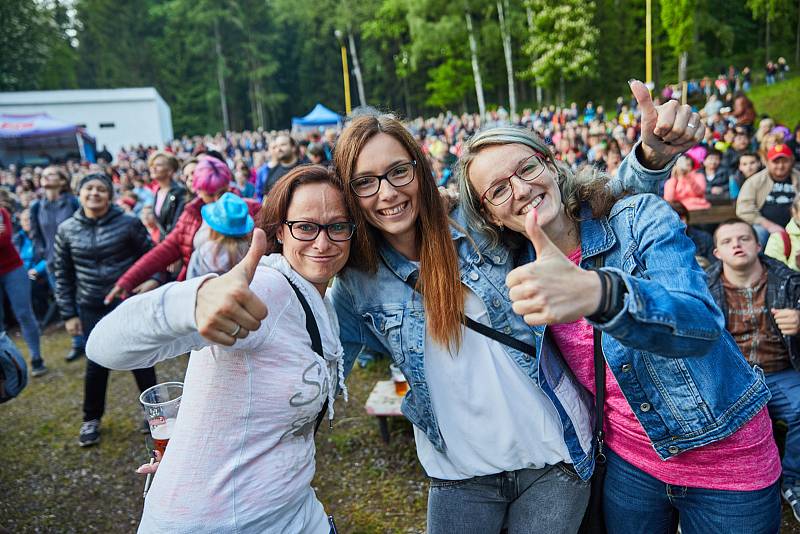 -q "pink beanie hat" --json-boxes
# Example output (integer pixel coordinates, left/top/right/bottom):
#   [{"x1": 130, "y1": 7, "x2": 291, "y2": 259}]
[{"x1": 193, "y1": 156, "x2": 232, "y2": 194}]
